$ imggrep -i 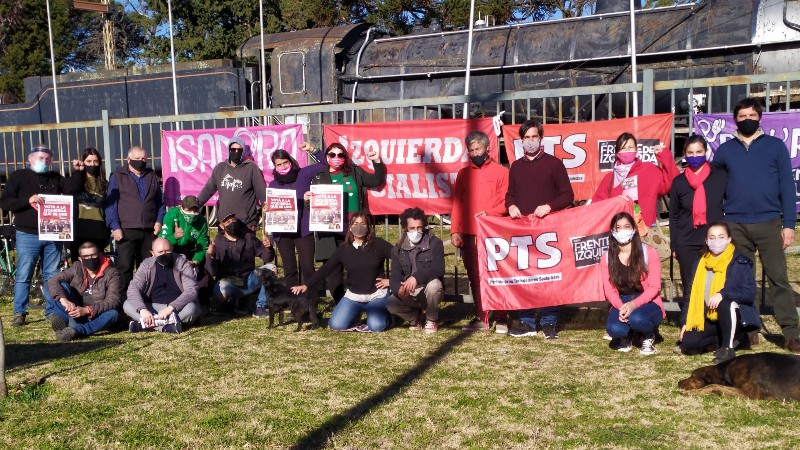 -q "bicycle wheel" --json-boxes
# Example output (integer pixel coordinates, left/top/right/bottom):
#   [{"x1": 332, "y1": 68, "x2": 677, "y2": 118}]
[{"x1": 0, "y1": 269, "x2": 13, "y2": 300}]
